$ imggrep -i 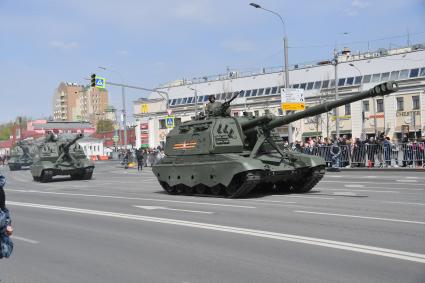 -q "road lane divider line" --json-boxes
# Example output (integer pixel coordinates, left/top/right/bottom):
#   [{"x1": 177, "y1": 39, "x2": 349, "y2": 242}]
[
  {"x1": 6, "y1": 201, "x2": 425, "y2": 264},
  {"x1": 12, "y1": 236, "x2": 39, "y2": 244},
  {"x1": 294, "y1": 210, "x2": 425, "y2": 225},
  {"x1": 7, "y1": 189, "x2": 256, "y2": 209},
  {"x1": 323, "y1": 188, "x2": 400, "y2": 193},
  {"x1": 344, "y1": 184, "x2": 365, "y2": 188},
  {"x1": 382, "y1": 201, "x2": 425, "y2": 206},
  {"x1": 134, "y1": 205, "x2": 213, "y2": 214},
  {"x1": 321, "y1": 180, "x2": 422, "y2": 186}
]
